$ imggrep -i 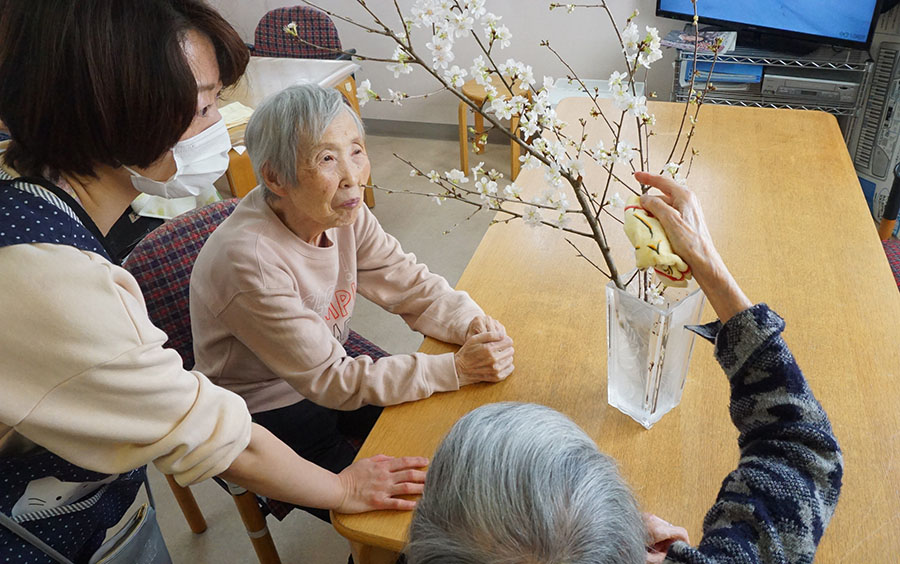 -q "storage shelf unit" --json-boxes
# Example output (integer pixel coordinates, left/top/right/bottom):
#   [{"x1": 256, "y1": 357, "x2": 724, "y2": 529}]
[{"x1": 672, "y1": 46, "x2": 873, "y2": 138}]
